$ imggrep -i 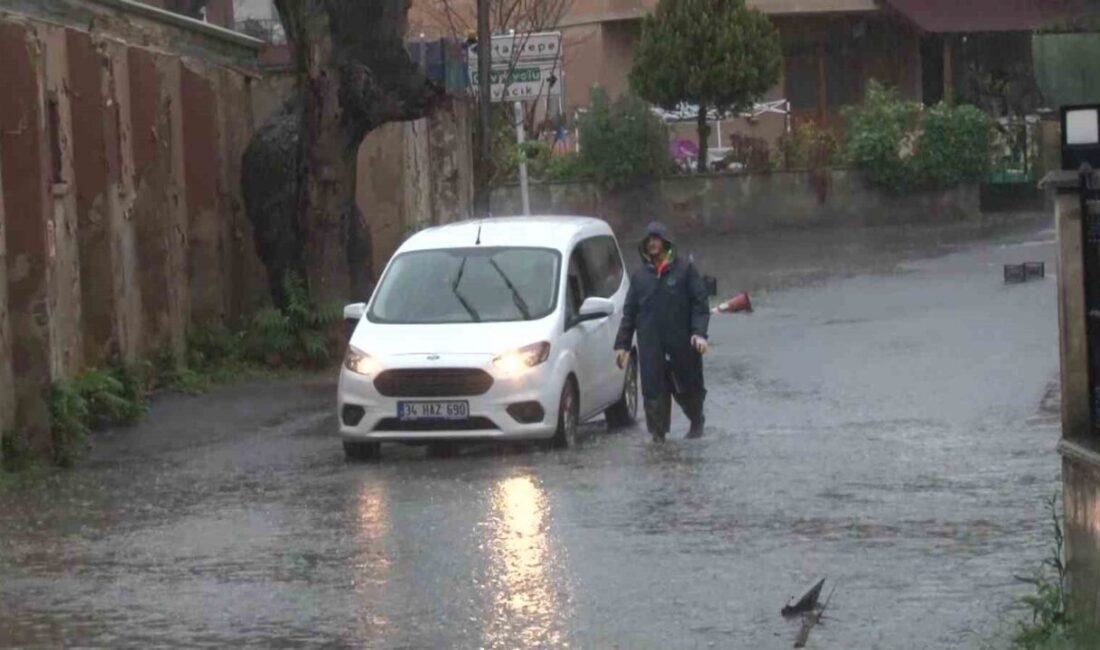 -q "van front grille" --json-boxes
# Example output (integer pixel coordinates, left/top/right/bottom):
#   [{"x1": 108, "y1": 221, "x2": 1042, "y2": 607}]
[{"x1": 373, "y1": 368, "x2": 493, "y2": 397}]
